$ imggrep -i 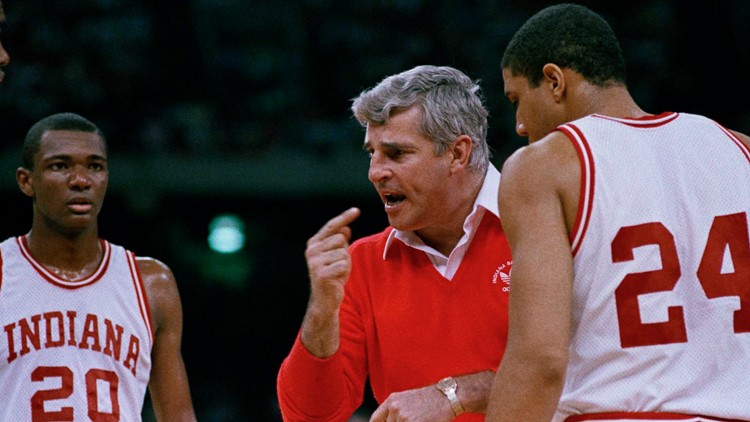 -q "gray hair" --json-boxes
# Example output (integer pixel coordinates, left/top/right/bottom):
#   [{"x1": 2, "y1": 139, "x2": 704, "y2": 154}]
[{"x1": 351, "y1": 65, "x2": 490, "y2": 172}]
